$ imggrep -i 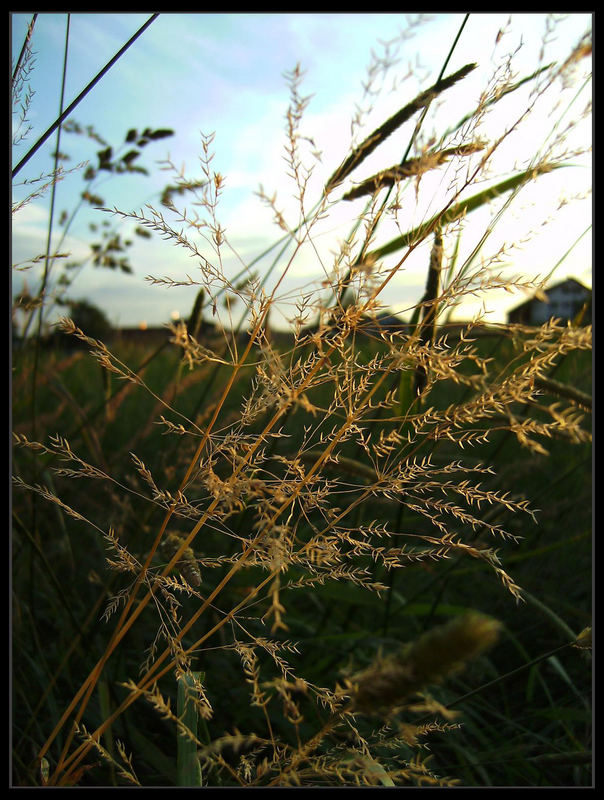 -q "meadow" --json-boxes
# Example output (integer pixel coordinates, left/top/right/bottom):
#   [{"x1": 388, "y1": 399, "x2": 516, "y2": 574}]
[{"x1": 12, "y1": 14, "x2": 591, "y2": 787}]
